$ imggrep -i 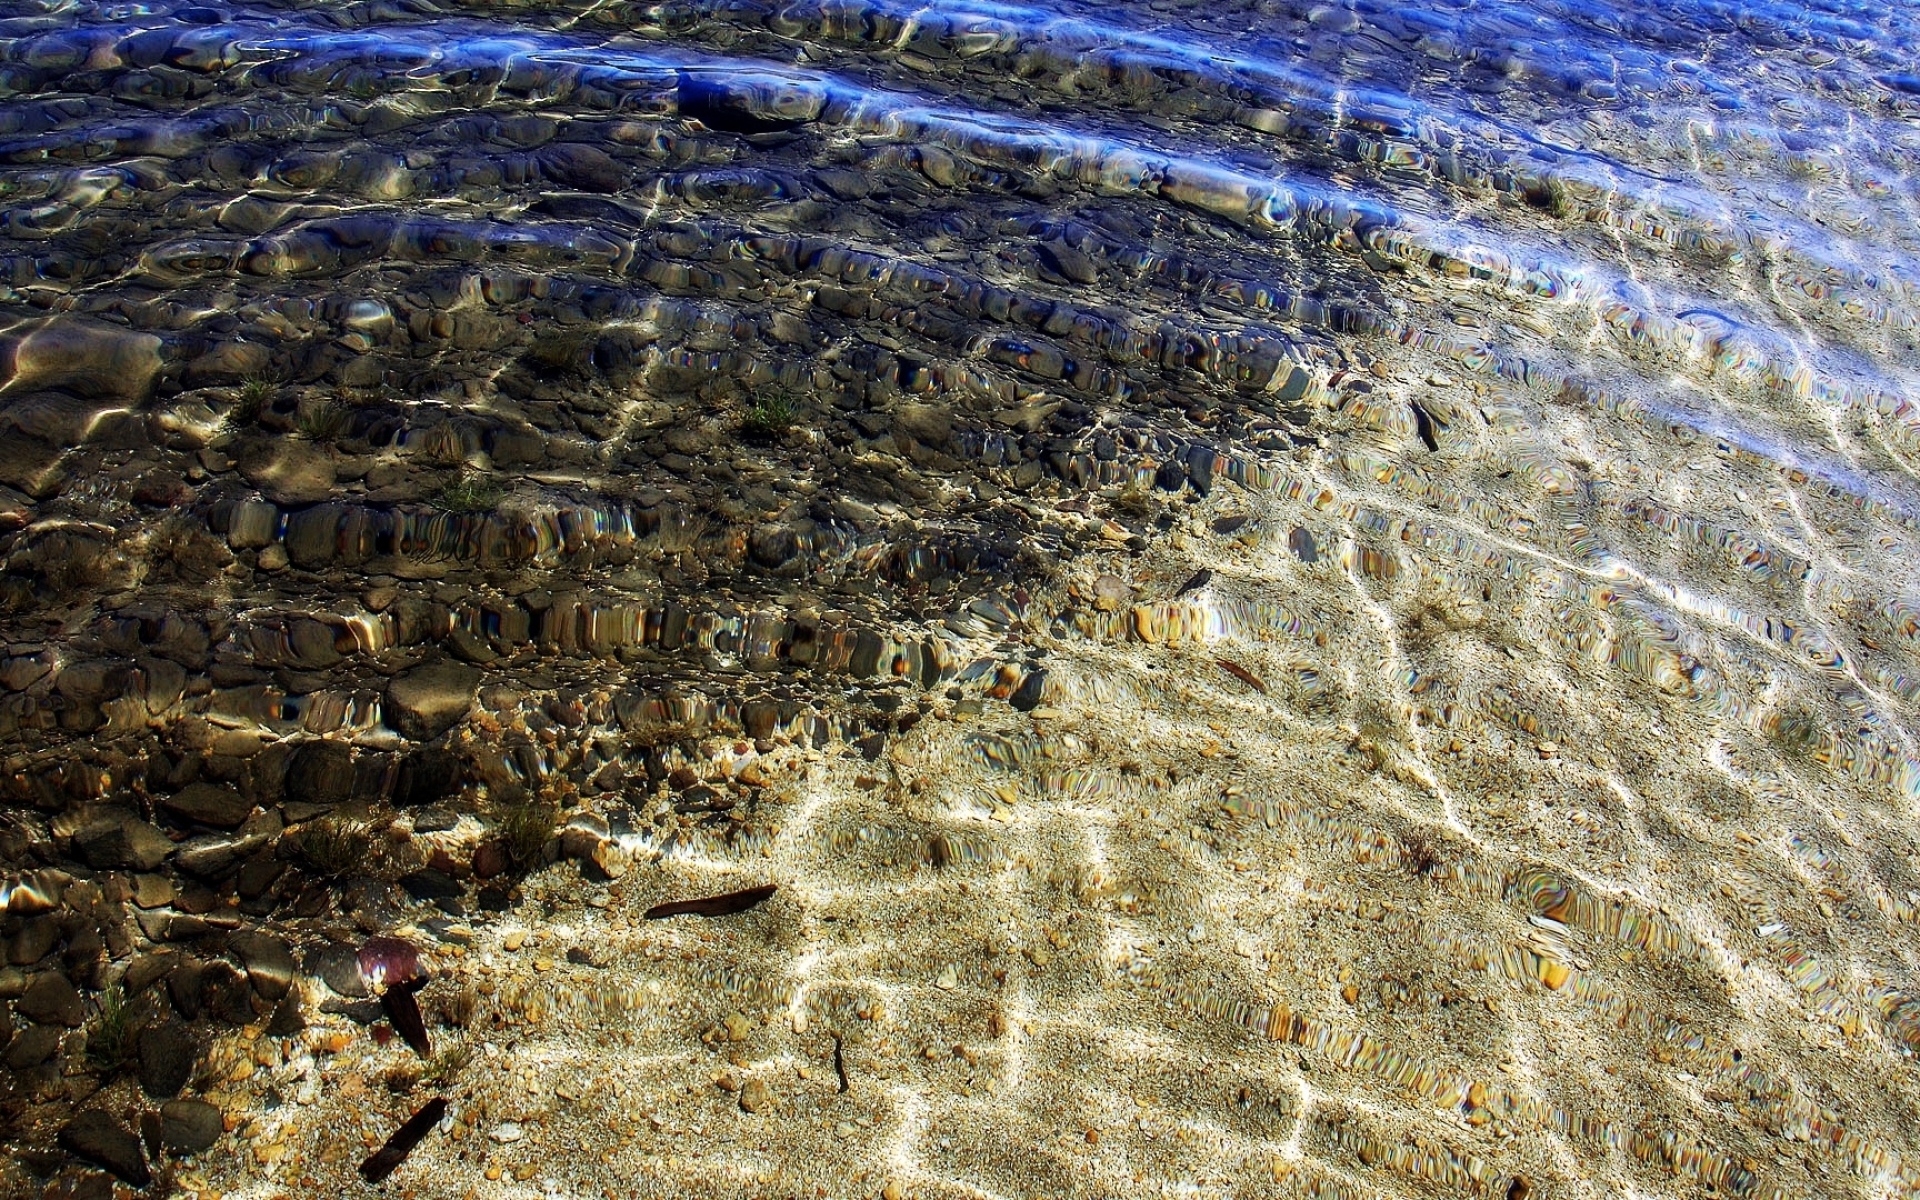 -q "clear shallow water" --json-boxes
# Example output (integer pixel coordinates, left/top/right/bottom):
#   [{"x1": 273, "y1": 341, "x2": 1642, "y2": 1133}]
[{"x1": 4, "y1": 0, "x2": 1920, "y2": 1196}]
